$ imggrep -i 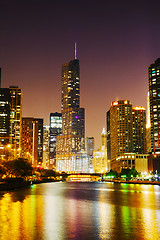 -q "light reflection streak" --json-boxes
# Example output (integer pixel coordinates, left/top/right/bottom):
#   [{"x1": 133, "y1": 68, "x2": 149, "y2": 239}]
[
  {"x1": 98, "y1": 190, "x2": 114, "y2": 240},
  {"x1": 43, "y1": 195, "x2": 65, "y2": 240},
  {"x1": 141, "y1": 208, "x2": 160, "y2": 239}
]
